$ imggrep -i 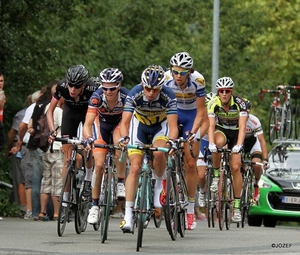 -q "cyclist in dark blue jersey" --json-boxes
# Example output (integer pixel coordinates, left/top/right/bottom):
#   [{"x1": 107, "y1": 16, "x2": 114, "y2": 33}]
[
  {"x1": 118, "y1": 65, "x2": 178, "y2": 232},
  {"x1": 83, "y1": 68, "x2": 129, "y2": 223},
  {"x1": 47, "y1": 64, "x2": 97, "y2": 200}
]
